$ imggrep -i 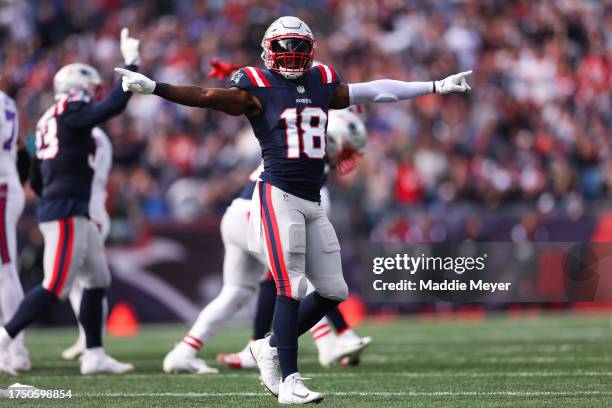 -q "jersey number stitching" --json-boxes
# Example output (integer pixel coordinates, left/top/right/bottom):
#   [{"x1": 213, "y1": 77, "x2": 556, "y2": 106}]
[
  {"x1": 280, "y1": 107, "x2": 327, "y2": 159},
  {"x1": 2, "y1": 110, "x2": 17, "y2": 152},
  {"x1": 35, "y1": 113, "x2": 59, "y2": 160}
]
